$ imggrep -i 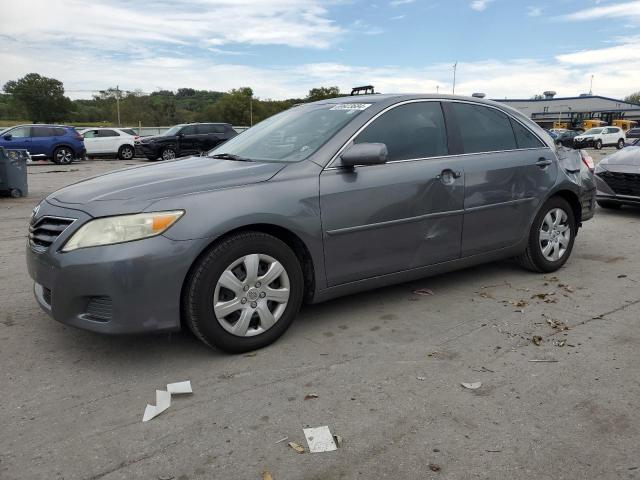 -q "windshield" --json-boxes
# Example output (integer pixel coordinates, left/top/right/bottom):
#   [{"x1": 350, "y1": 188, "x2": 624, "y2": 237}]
[
  {"x1": 584, "y1": 128, "x2": 603, "y2": 135},
  {"x1": 163, "y1": 125, "x2": 184, "y2": 136},
  {"x1": 208, "y1": 103, "x2": 370, "y2": 162}
]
